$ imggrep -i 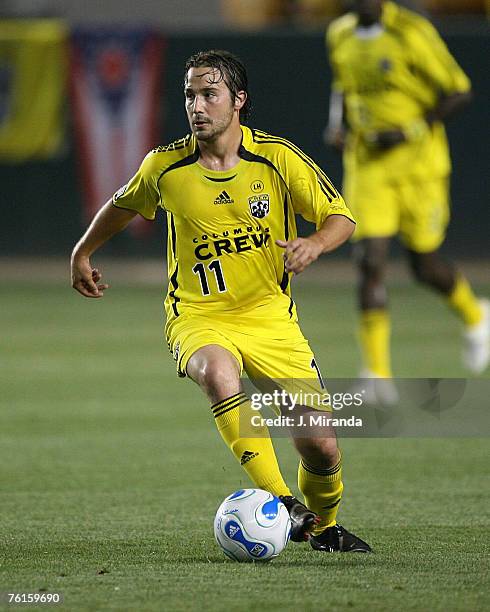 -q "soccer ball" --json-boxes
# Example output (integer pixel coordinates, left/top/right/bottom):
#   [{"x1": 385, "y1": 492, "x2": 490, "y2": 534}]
[{"x1": 214, "y1": 488, "x2": 291, "y2": 562}]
